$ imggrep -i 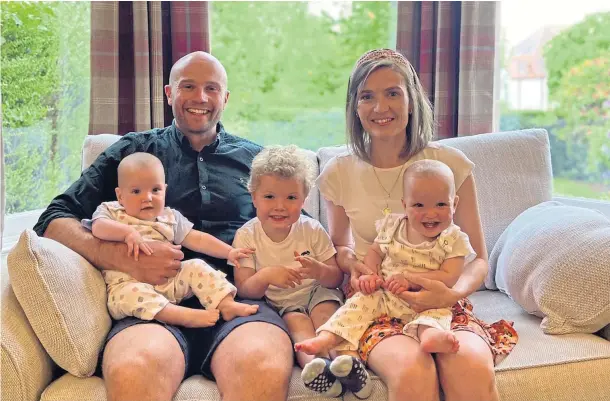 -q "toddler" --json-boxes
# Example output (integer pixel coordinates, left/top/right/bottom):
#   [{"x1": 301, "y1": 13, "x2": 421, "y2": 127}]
[
  {"x1": 83, "y1": 152, "x2": 258, "y2": 328},
  {"x1": 296, "y1": 160, "x2": 475, "y2": 372},
  {"x1": 232, "y1": 145, "x2": 371, "y2": 398}
]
